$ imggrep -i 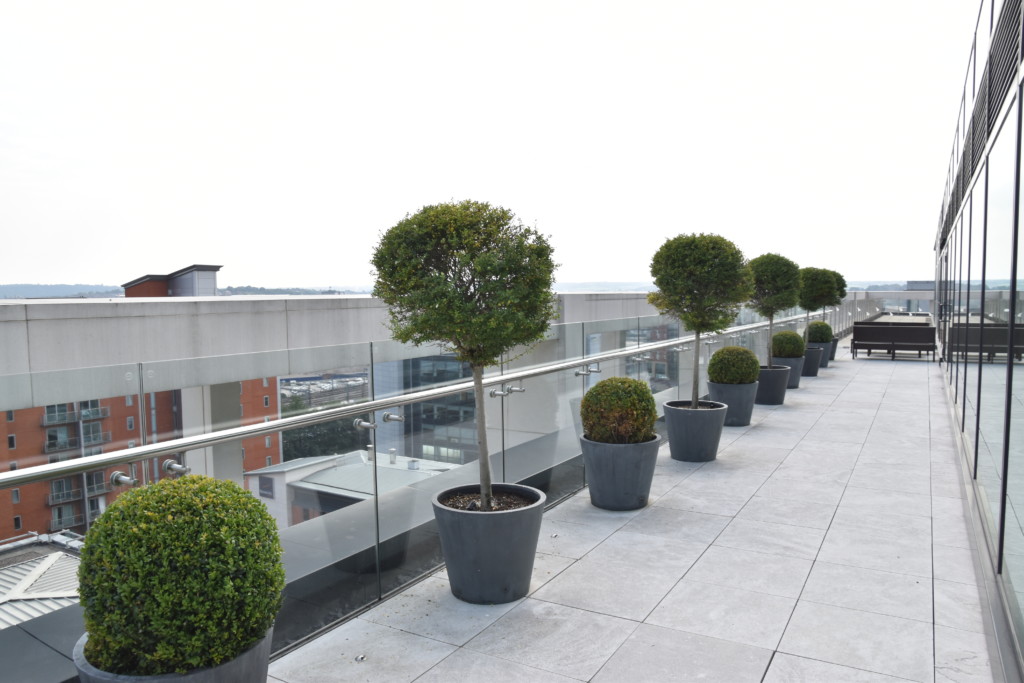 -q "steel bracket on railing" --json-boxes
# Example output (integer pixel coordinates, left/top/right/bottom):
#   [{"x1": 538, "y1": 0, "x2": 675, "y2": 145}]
[
  {"x1": 162, "y1": 459, "x2": 191, "y2": 476},
  {"x1": 382, "y1": 412, "x2": 405, "y2": 423},
  {"x1": 490, "y1": 384, "x2": 526, "y2": 398},
  {"x1": 353, "y1": 418, "x2": 377, "y2": 430},
  {"x1": 110, "y1": 471, "x2": 137, "y2": 487},
  {"x1": 575, "y1": 363, "x2": 602, "y2": 377}
]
